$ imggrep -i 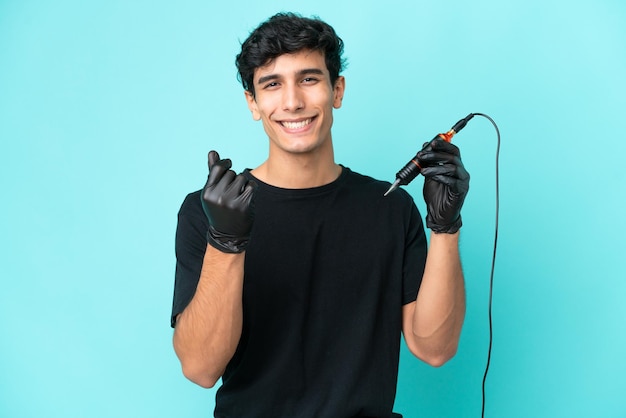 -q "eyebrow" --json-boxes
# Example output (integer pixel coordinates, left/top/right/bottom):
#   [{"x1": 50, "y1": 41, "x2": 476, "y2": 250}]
[{"x1": 256, "y1": 68, "x2": 325, "y2": 86}]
